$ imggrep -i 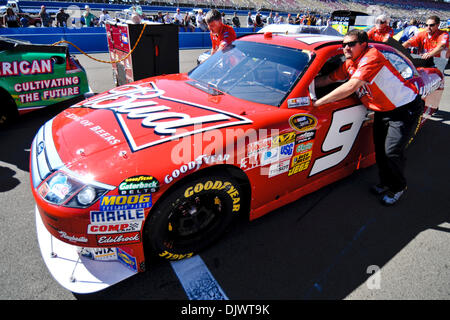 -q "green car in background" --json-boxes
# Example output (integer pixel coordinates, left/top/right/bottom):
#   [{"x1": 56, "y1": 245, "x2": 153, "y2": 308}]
[{"x1": 0, "y1": 37, "x2": 91, "y2": 127}]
